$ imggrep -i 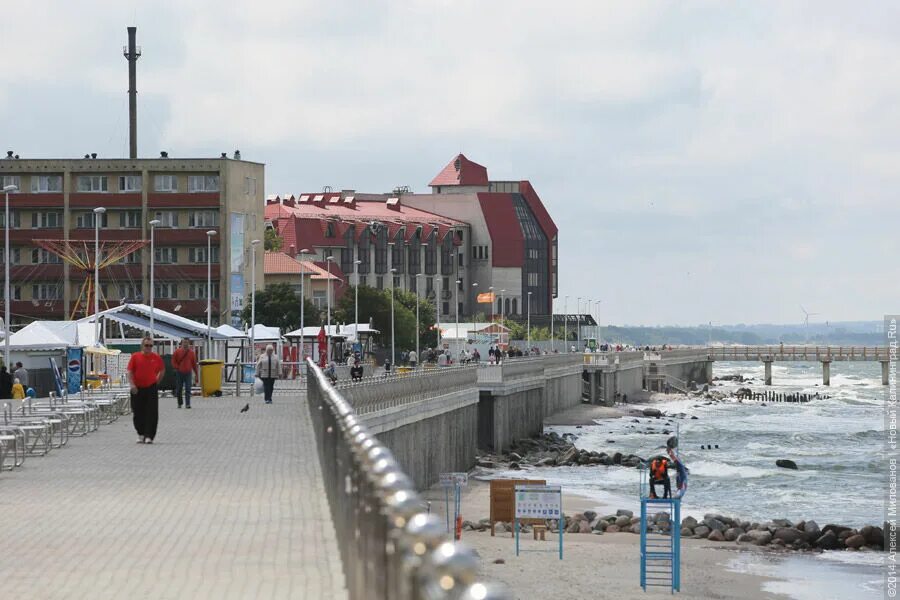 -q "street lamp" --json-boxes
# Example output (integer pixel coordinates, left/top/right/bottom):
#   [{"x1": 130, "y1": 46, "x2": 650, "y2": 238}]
[
  {"x1": 500, "y1": 288, "x2": 506, "y2": 348},
  {"x1": 389, "y1": 268, "x2": 397, "y2": 366},
  {"x1": 93, "y1": 207, "x2": 106, "y2": 346},
  {"x1": 435, "y1": 277, "x2": 441, "y2": 353},
  {"x1": 3, "y1": 183, "x2": 18, "y2": 369},
  {"x1": 249, "y1": 239, "x2": 261, "y2": 395},
  {"x1": 206, "y1": 229, "x2": 217, "y2": 357},
  {"x1": 454, "y1": 279, "x2": 461, "y2": 358},
  {"x1": 550, "y1": 296, "x2": 555, "y2": 353},
  {"x1": 564, "y1": 295, "x2": 569, "y2": 352},
  {"x1": 576, "y1": 296, "x2": 581, "y2": 350},
  {"x1": 472, "y1": 282, "x2": 479, "y2": 346},
  {"x1": 595, "y1": 300, "x2": 602, "y2": 346},
  {"x1": 527, "y1": 291, "x2": 532, "y2": 349},
  {"x1": 326, "y1": 256, "x2": 335, "y2": 363},
  {"x1": 488, "y1": 286, "x2": 494, "y2": 345},
  {"x1": 298, "y1": 248, "x2": 311, "y2": 363},
  {"x1": 3, "y1": 185, "x2": 19, "y2": 369},
  {"x1": 149, "y1": 219, "x2": 161, "y2": 338},
  {"x1": 353, "y1": 259, "x2": 362, "y2": 352},
  {"x1": 415, "y1": 273, "x2": 424, "y2": 366}
]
